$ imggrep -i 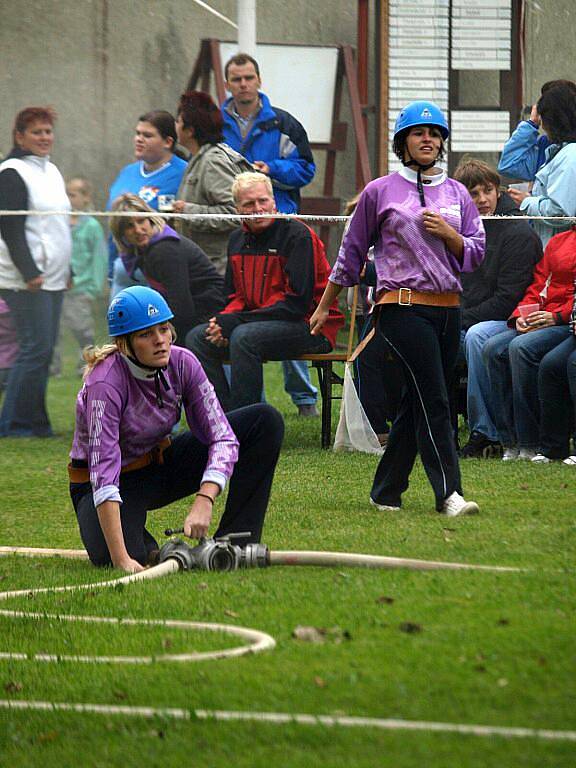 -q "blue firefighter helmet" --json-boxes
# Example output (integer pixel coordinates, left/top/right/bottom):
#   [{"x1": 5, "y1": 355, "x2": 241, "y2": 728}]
[
  {"x1": 107, "y1": 286, "x2": 174, "y2": 337},
  {"x1": 393, "y1": 101, "x2": 450, "y2": 140}
]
